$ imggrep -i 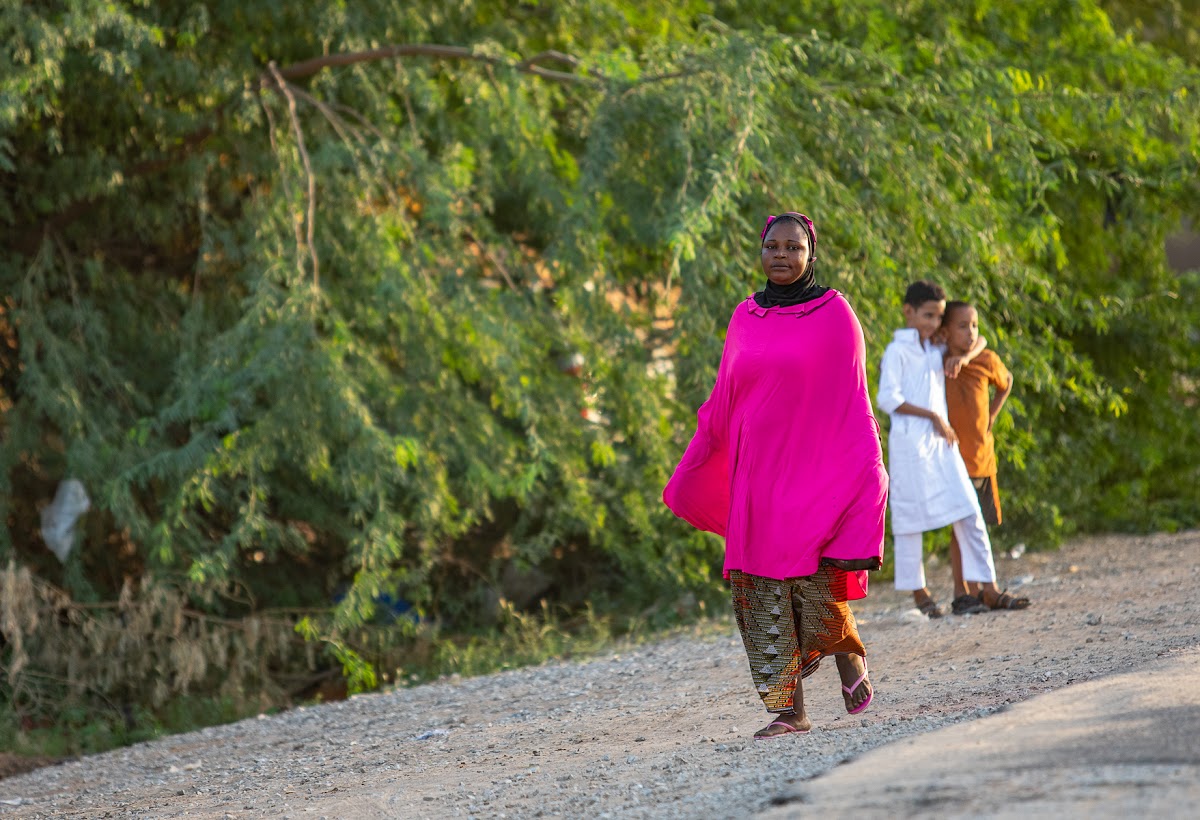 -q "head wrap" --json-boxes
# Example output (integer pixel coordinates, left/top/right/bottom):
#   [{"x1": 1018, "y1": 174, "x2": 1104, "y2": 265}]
[{"x1": 754, "y1": 212, "x2": 829, "y2": 308}]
